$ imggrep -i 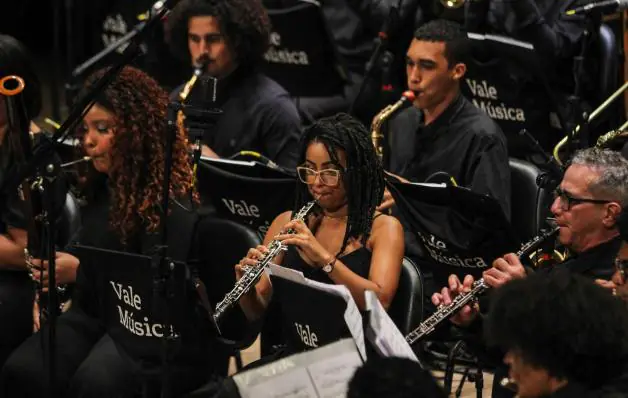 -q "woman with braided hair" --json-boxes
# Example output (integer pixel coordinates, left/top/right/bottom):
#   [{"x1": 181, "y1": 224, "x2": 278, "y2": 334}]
[
  {"x1": 236, "y1": 113, "x2": 404, "y2": 356},
  {"x1": 1, "y1": 66, "x2": 221, "y2": 397}
]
